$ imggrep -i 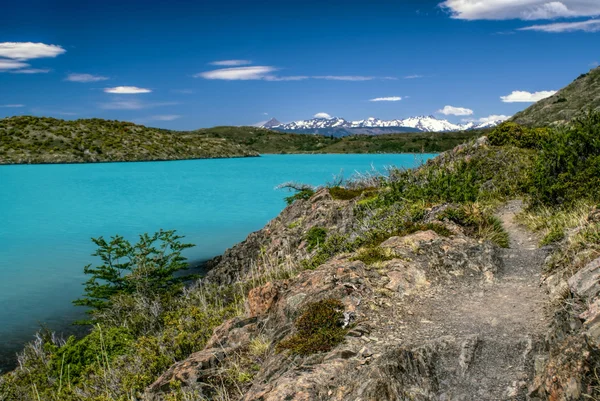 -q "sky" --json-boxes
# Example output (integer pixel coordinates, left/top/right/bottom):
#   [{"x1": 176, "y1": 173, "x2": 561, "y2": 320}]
[{"x1": 0, "y1": 0, "x2": 599, "y2": 130}]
